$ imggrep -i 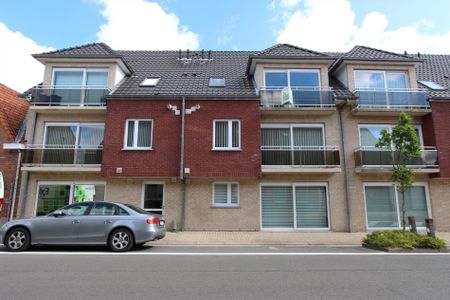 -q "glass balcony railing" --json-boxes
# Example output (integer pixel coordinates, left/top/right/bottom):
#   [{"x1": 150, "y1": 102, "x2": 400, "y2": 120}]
[
  {"x1": 354, "y1": 147, "x2": 438, "y2": 168},
  {"x1": 353, "y1": 89, "x2": 430, "y2": 110},
  {"x1": 260, "y1": 87, "x2": 335, "y2": 108},
  {"x1": 23, "y1": 145, "x2": 103, "y2": 166},
  {"x1": 261, "y1": 146, "x2": 340, "y2": 167},
  {"x1": 29, "y1": 87, "x2": 109, "y2": 106}
]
